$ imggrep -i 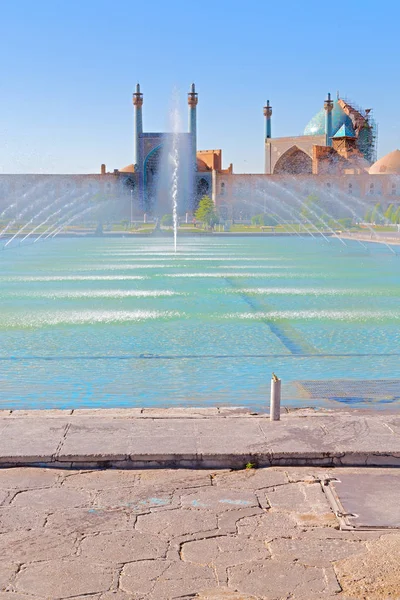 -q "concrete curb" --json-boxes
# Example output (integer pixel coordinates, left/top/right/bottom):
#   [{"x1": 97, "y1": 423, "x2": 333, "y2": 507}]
[{"x1": 0, "y1": 407, "x2": 400, "y2": 469}]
